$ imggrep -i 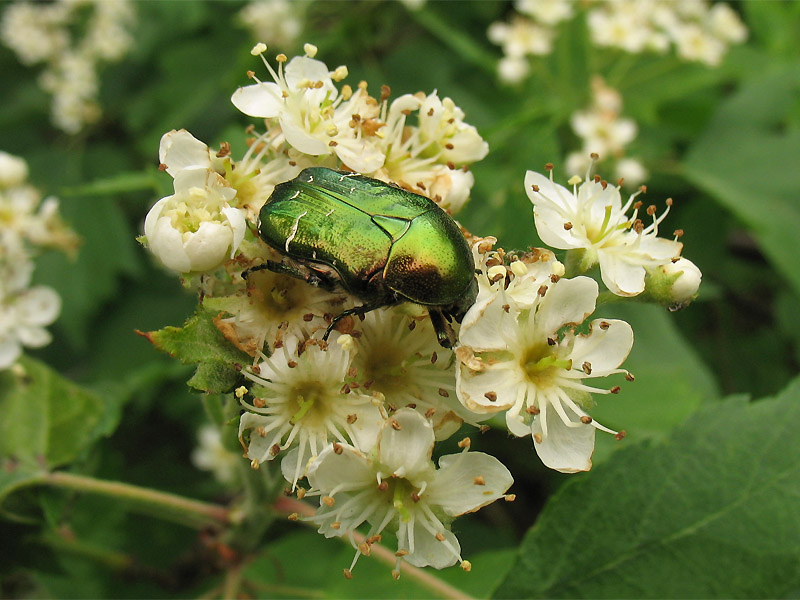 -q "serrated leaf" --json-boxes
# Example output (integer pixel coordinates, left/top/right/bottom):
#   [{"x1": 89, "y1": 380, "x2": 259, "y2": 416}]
[
  {"x1": 682, "y1": 66, "x2": 800, "y2": 296},
  {"x1": 142, "y1": 306, "x2": 250, "y2": 393},
  {"x1": 493, "y1": 377, "x2": 800, "y2": 599},
  {"x1": 0, "y1": 356, "x2": 107, "y2": 470}
]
